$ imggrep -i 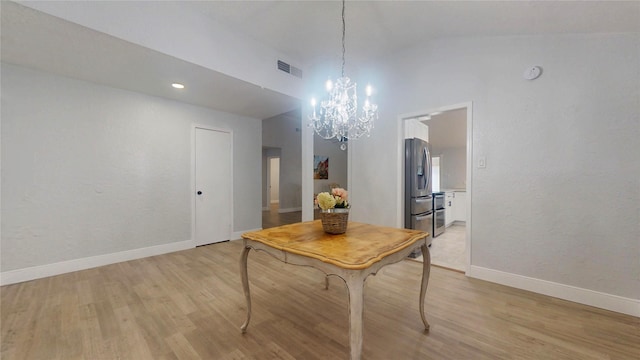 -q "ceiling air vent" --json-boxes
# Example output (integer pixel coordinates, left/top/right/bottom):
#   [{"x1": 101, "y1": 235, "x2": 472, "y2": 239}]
[{"x1": 277, "y1": 60, "x2": 303, "y2": 78}]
